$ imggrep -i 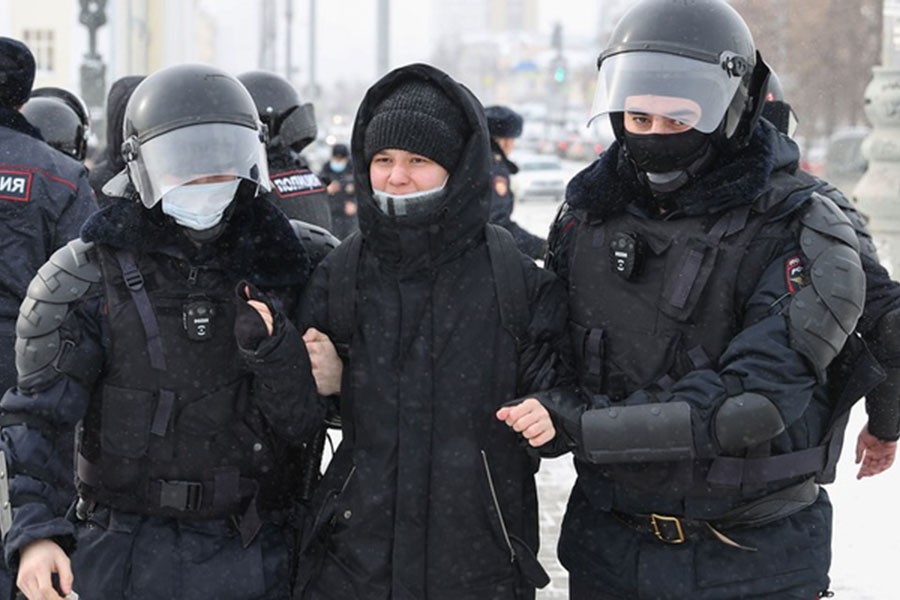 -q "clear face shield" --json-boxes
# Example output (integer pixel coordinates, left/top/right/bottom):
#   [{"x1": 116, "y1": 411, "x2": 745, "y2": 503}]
[
  {"x1": 588, "y1": 51, "x2": 745, "y2": 134},
  {"x1": 126, "y1": 122, "x2": 271, "y2": 209}
]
